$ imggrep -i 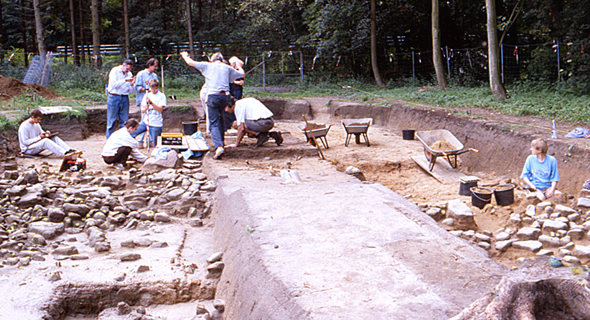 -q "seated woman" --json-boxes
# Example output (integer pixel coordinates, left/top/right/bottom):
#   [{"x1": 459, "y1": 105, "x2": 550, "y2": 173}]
[{"x1": 102, "y1": 119, "x2": 147, "y2": 170}]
